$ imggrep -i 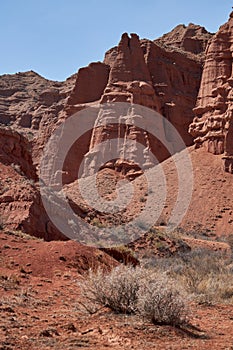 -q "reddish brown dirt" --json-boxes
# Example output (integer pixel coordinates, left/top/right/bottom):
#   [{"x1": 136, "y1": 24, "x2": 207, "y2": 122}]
[
  {"x1": 161, "y1": 146, "x2": 233, "y2": 236},
  {"x1": 0, "y1": 230, "x2": 118, "y2": 277},
  {"x1": 1, "y1": 230, "x2": 233, "y2": 350},
  {"x1": 183, "y1": 236, "x2": 229, "y2": 252},
  {"x1": 65, "y1": 146, "x2": 233, "y2": 238}
]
